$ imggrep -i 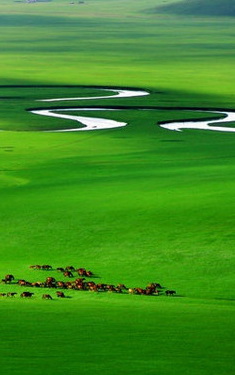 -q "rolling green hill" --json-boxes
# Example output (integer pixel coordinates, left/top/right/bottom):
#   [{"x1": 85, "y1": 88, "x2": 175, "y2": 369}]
[{"x1": 154, "y1": 0, "x2": 235, "y2": 17}]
